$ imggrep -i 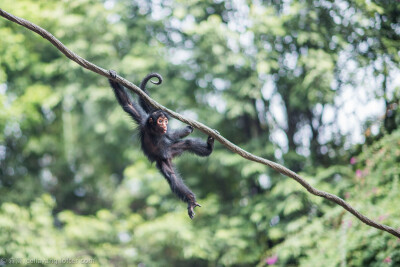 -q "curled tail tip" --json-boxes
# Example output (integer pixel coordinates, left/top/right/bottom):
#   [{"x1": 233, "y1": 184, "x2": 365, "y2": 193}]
[
  {"x1": 140, "y1": 73, "x2": 163, "y2": 89},
  {"x1": 150, "y1": 80, "x2": 162, "y2": 85},
  {"x1": 149, "y1": 73, "x2": 163, "y2": 85}
]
